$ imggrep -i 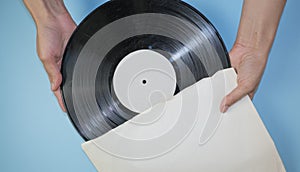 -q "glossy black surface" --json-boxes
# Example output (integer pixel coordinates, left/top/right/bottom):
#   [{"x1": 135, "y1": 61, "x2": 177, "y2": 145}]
[{"x1": 61, "y1": 0, "x2": 230, "y2": 141}]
